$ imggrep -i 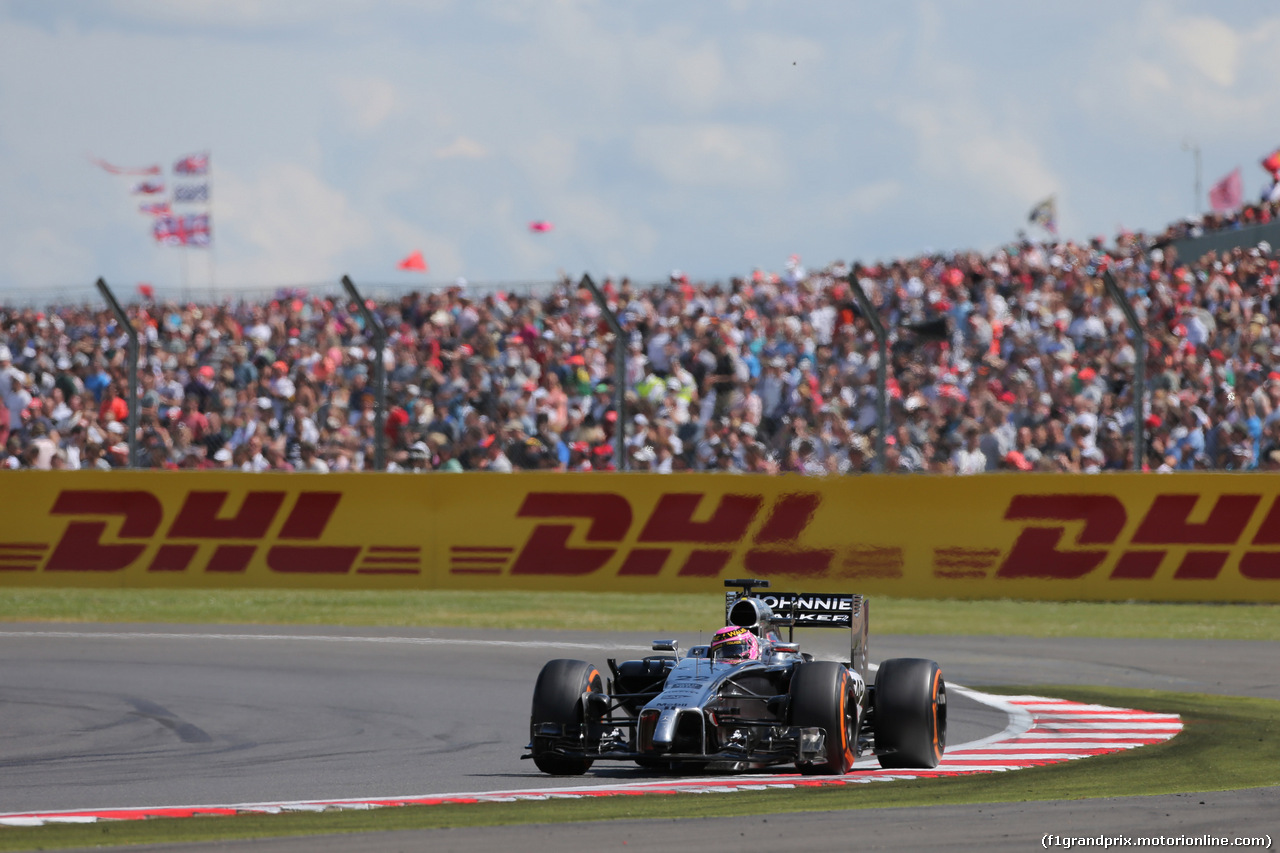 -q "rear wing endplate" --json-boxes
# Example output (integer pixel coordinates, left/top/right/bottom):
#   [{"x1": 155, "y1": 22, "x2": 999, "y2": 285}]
[{"x1": 725, "y1": 588, "x2": 869, "y2": 683}]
